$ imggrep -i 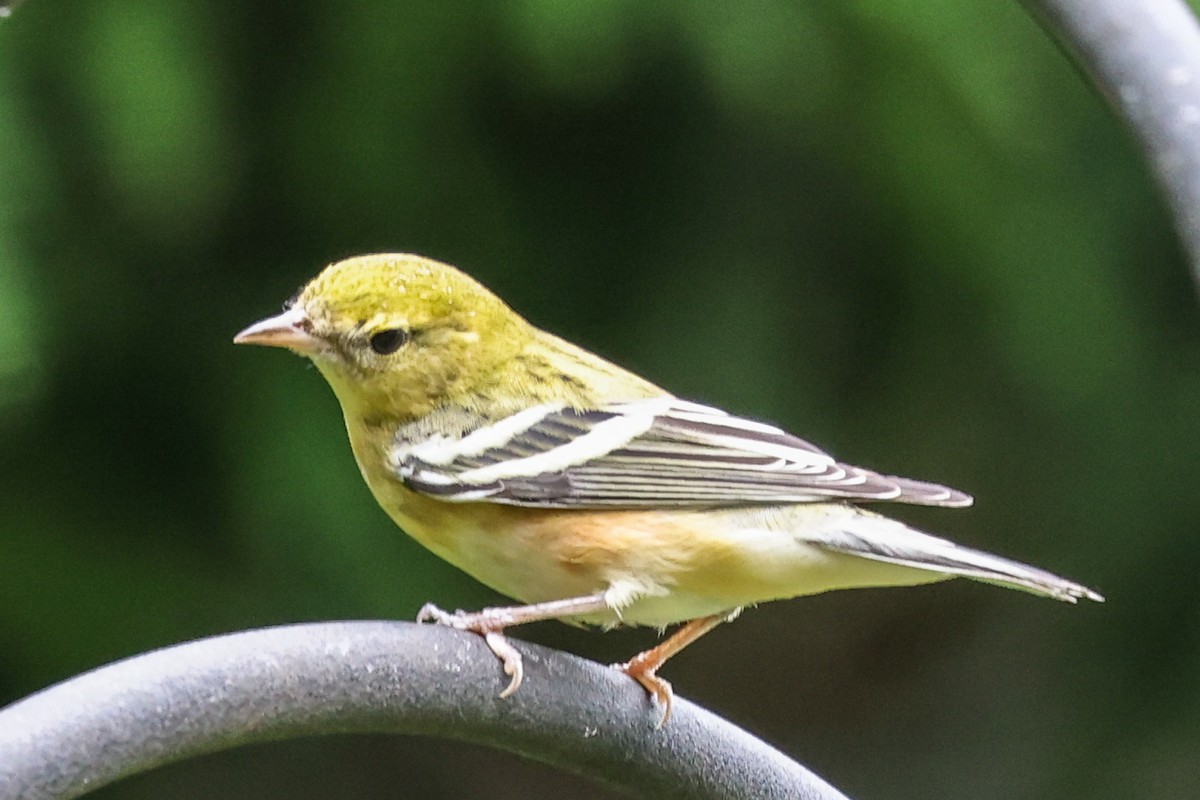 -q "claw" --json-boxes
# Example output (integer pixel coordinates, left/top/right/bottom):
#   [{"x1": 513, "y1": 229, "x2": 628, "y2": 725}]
[
  {"x1": 416, "y1": 602, "x2": 460, "y2": 626},
  {"x1": 417, "y1": 603, "x2": 524, "y2": 698},
  {"x1": 485, "y1": 631, "x2": 524, "y2": 697},
  {"x1": 610, "y1": 613, "x2": 729, "y2": 728},
  {"x1": 616, "y1": 657, "x2": 675, "y2": 728},
  {"x1": 412, "y1": 594, "x2": 613, "y2": 702}
]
